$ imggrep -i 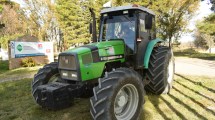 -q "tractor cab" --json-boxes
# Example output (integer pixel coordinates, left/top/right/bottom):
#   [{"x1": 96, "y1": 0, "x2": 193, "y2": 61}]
[
  {"x1": 99, "y1": 5, "x2": 156, "y2": 55},
  {"x1": 97, "y1": 5, "x2": 157, "y2": 68}
]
